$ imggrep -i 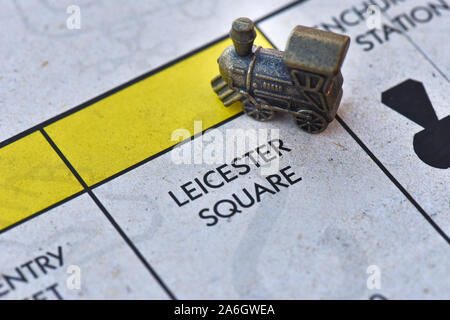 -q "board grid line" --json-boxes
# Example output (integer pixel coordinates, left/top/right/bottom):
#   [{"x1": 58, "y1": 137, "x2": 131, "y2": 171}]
[
  {"x1": 0, "y1": 0, "x2": 307, "y2": 151},
  {"x1": 0, "y1": 0, "x2": 310, "y2": 299},
  {"x1": 336, "y1": 116, "x2": 450, "y2": 245},
  {"x1": 40, "y1": 128, "x2": 177, "y2": 300},
  {"x1": 2, "y1": 0, "x2": 447, "y2": 249},
  {"x1": 383, "y1": 10, "x2": 449, "y2": 83},
  {"x1": 0, "y1": 112, "x2": 244, "y2": 235}
]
